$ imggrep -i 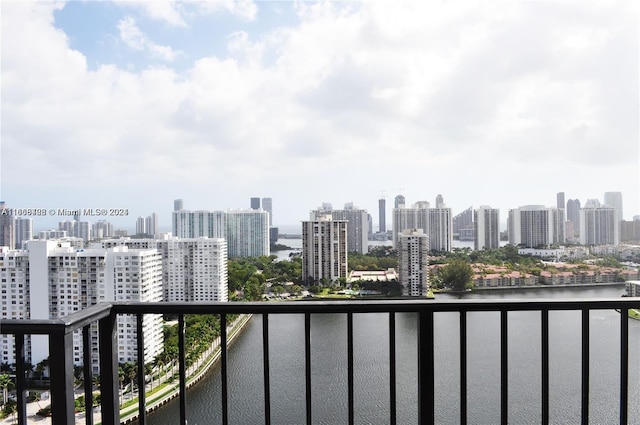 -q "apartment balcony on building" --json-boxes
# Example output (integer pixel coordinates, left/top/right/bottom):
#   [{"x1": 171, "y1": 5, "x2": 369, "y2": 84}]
[{"x1": 2, "y1": 296, "x2": 640, "y2": 425}]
